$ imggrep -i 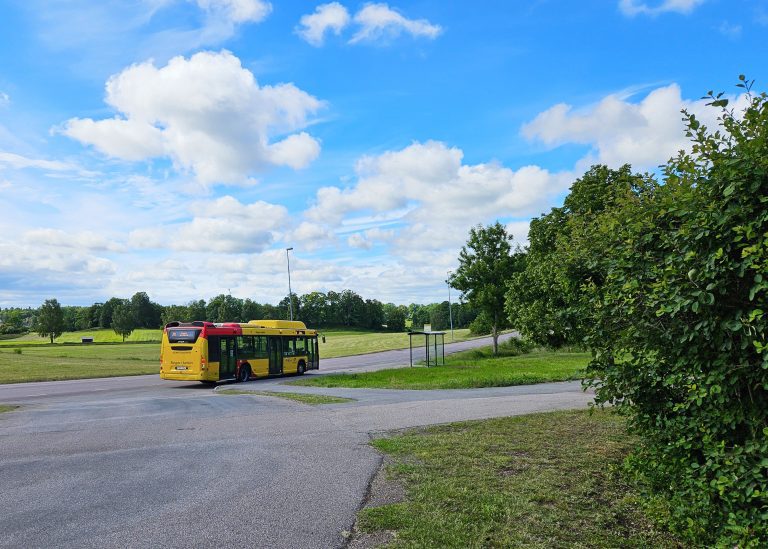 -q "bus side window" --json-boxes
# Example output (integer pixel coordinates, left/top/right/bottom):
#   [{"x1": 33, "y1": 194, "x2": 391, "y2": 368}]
[
  {"x1": 296, "y1": 337, "x2": 306, "y2": 354},
  {"x1": 208, "y1": 336, "x2": 221, "y2": 361},
  {"x1": 237, "y1": 336, "x2": 255, "y2": 358},
  {"x1": 283, "y1": 337, "x2": 296, "y2": 356},
  {"x1": 255, "y1": 336, "x2": 267, "y2": 358}
]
